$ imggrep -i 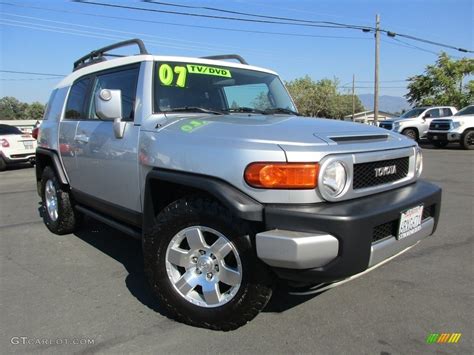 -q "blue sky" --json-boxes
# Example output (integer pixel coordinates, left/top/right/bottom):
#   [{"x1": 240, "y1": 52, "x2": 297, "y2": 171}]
[{"x1": 0, "y1": 0, "x2": 472, "y2": 103}]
